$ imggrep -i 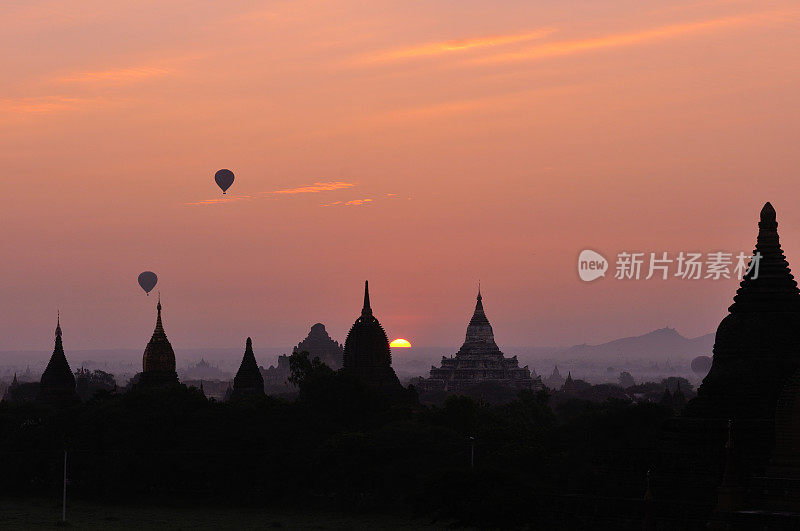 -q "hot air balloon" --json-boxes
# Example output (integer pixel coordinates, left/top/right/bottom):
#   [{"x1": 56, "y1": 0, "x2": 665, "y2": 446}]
[
  {"x1": 214, "y1": 169, "x2": 235, "y2": 194},
  {"x1": 691, "y1": 355, "x2": 712, "y2": 376},
  {"x1": 138, "y1": 271, "x2": 158, "y2": 295}
]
